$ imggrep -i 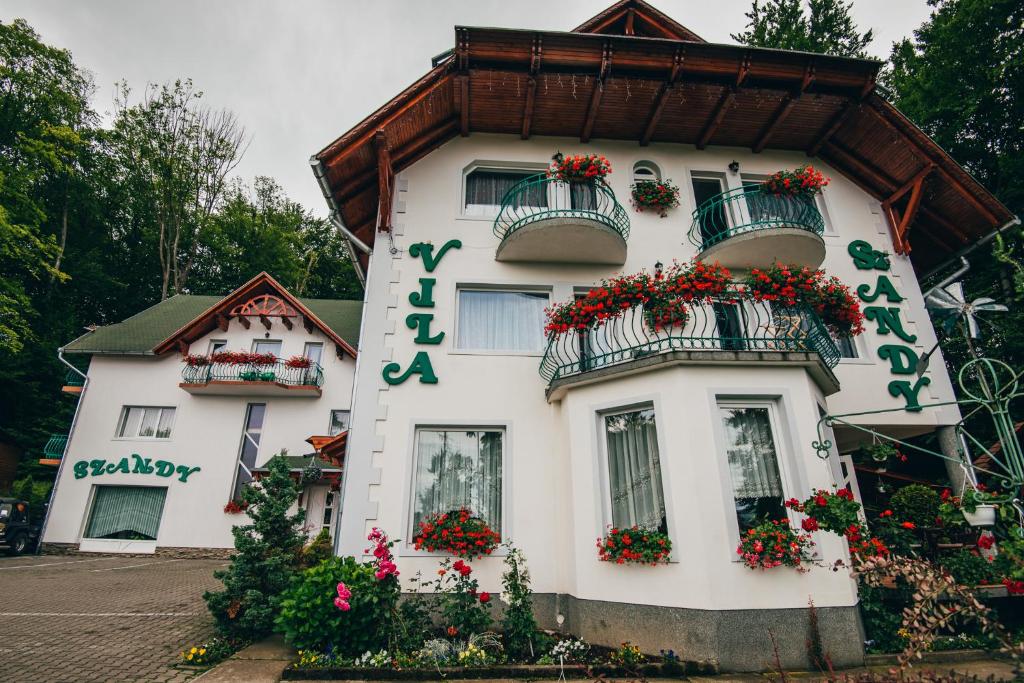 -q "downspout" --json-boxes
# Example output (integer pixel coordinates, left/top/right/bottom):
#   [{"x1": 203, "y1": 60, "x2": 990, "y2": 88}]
[
  {"x1": 311, "y1": 156, "x2": 371, "y2": 286},
  {"x1": 37, "y1": 350, "x2": 89, "y2": 554},
  {"x1": 923, "y1": 256, "x2": 970, "y2": 300},
  {"x1": 921, "y1": 216, "x2": 1021, "y2": 284}
]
